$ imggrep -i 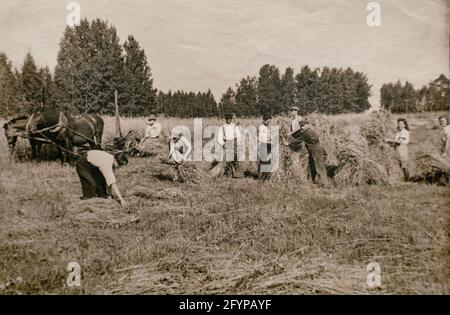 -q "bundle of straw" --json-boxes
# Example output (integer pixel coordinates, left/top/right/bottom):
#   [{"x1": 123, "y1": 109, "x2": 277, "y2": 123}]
[
  {"x1": 334, "y1": 133, "x2": 390, "y2": 186},
  {"x1": 360, "y1": 111, "x2": 403, "y2": 182},
  {"x1": 176, "y1": 162, "x2": 209, "y2": 184},
  {"x1": 413, "y1": 151, "x2": 449, "y2": 186},
  {"x1": 272, "y1": 117, "x2": 309, "y2": 183},
  {"x1": 360, "y1": 110, "x2": 394, "y2": 147}
]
